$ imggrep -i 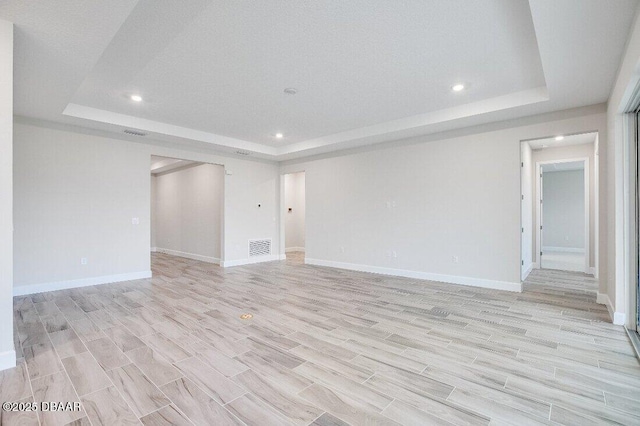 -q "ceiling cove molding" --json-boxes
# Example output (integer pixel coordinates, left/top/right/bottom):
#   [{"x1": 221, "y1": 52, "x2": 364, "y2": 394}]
[
  {"x1": 63, "y1": 103, "x2": 278, "y2": 156},
  {"x1": 64, "y1": 86, "x2": 548, "y2": 160},
  {"x1": 276, "y1": 86, "x2": 549, "y2": 156}
]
